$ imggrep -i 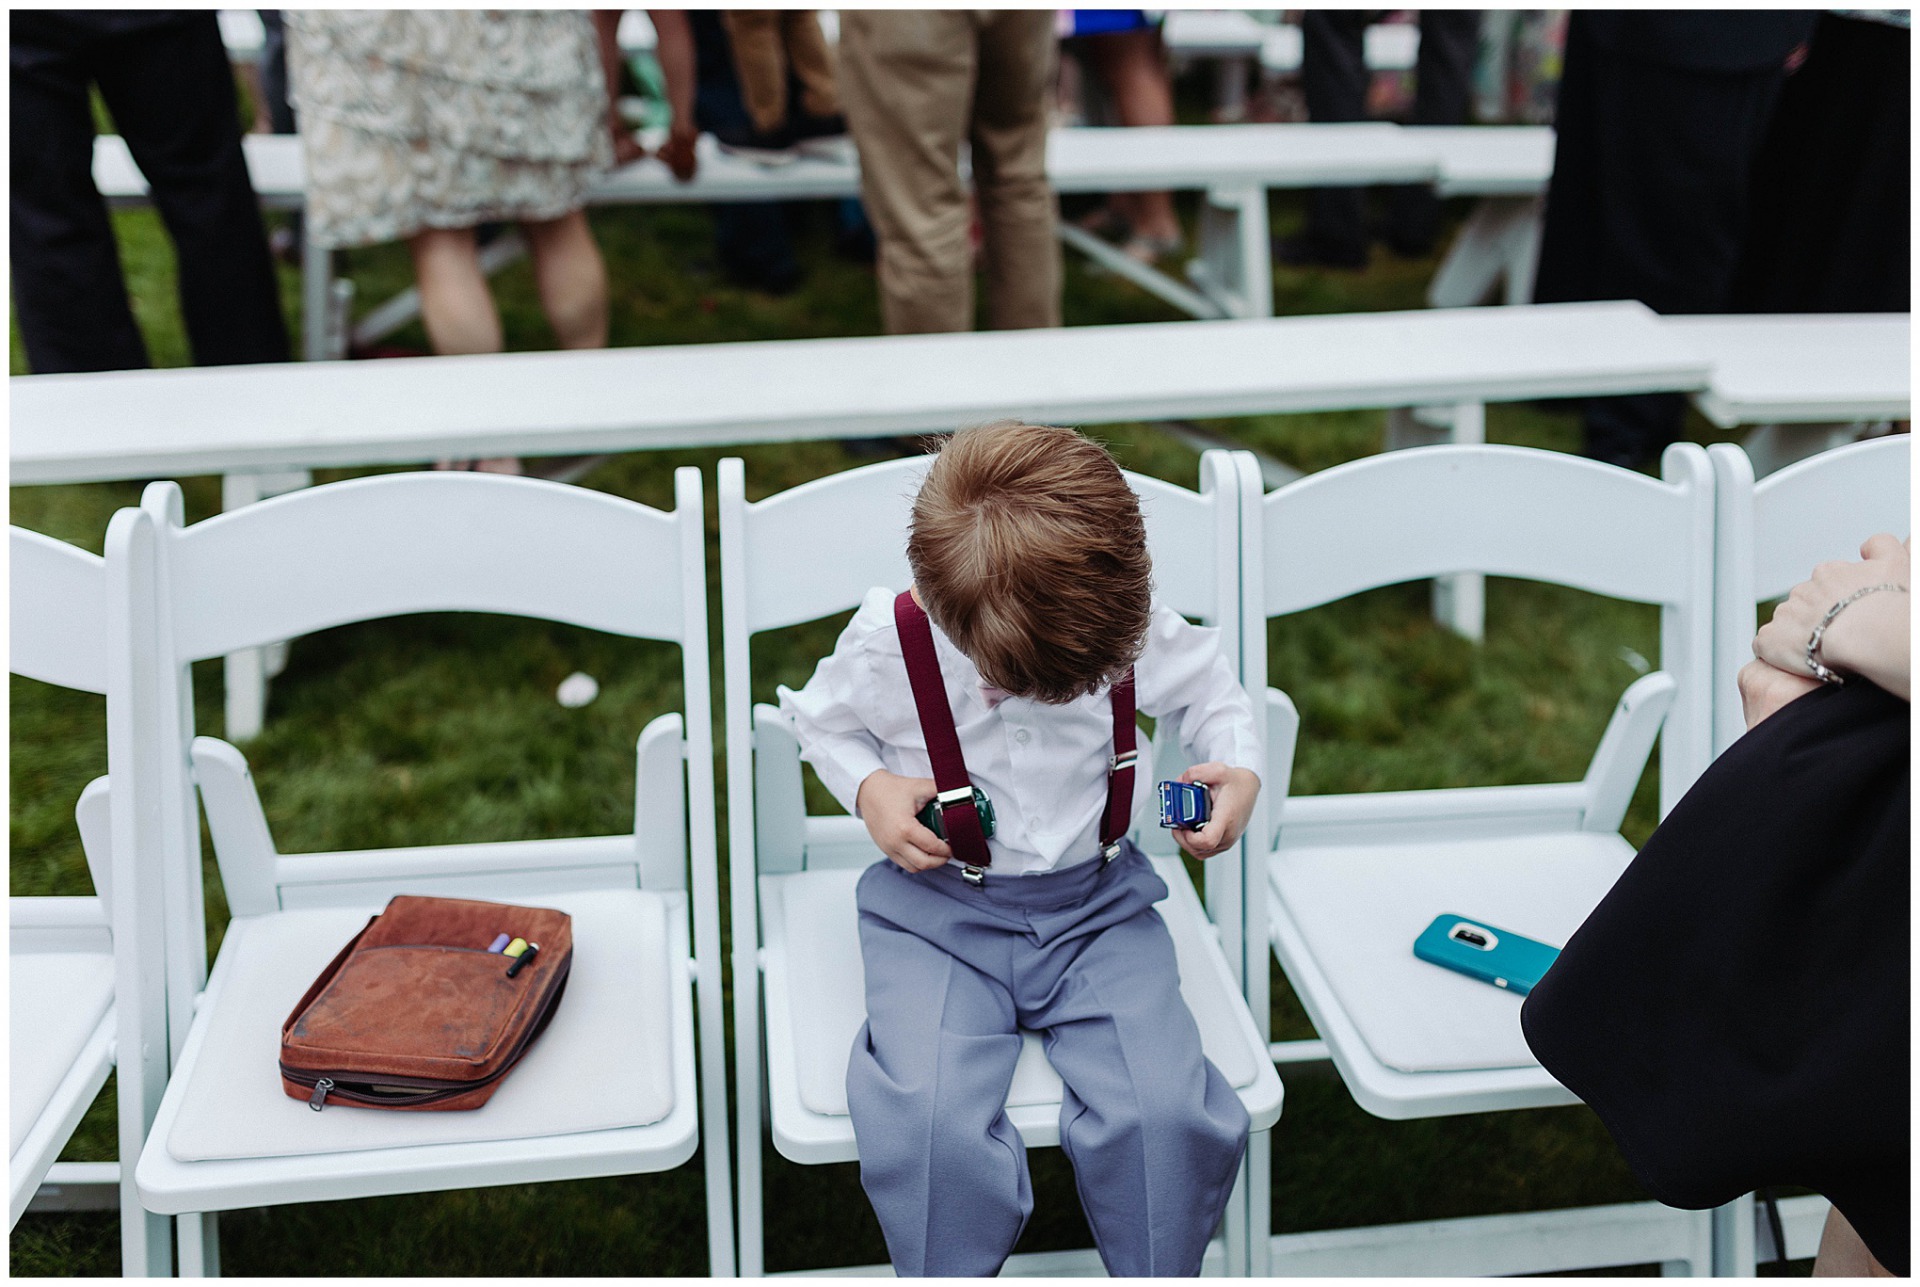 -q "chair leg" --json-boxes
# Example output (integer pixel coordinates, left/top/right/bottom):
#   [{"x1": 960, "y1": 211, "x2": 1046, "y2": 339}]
[
  {"x1": 1248, "y1": 1127, "x2": 1273, "y2": 1276},
  {"x1": 177, "y1": 1210, "x2": 221, "y2": 1277},
  {"x1": 1223, "y1": 1154, "x2": 1249, "y2": 1276}
]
